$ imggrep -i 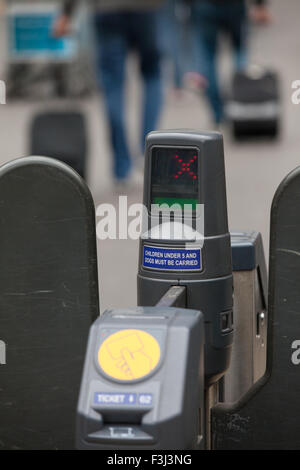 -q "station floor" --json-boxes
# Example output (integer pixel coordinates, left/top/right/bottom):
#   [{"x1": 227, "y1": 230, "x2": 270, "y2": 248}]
[{"x1": 0, "y1": 0, "x2": 299, "y2": 312}]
